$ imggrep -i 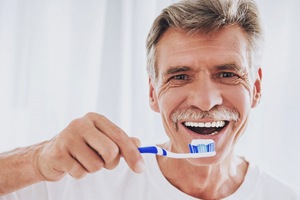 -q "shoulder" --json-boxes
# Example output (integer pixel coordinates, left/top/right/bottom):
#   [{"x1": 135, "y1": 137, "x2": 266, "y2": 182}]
[
  {"x1": 240, "y1": 162, "x2": 300, "y2": 199},
  {"x1": 257, "y1": 167, "x2": 300, "y2": 199}
]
